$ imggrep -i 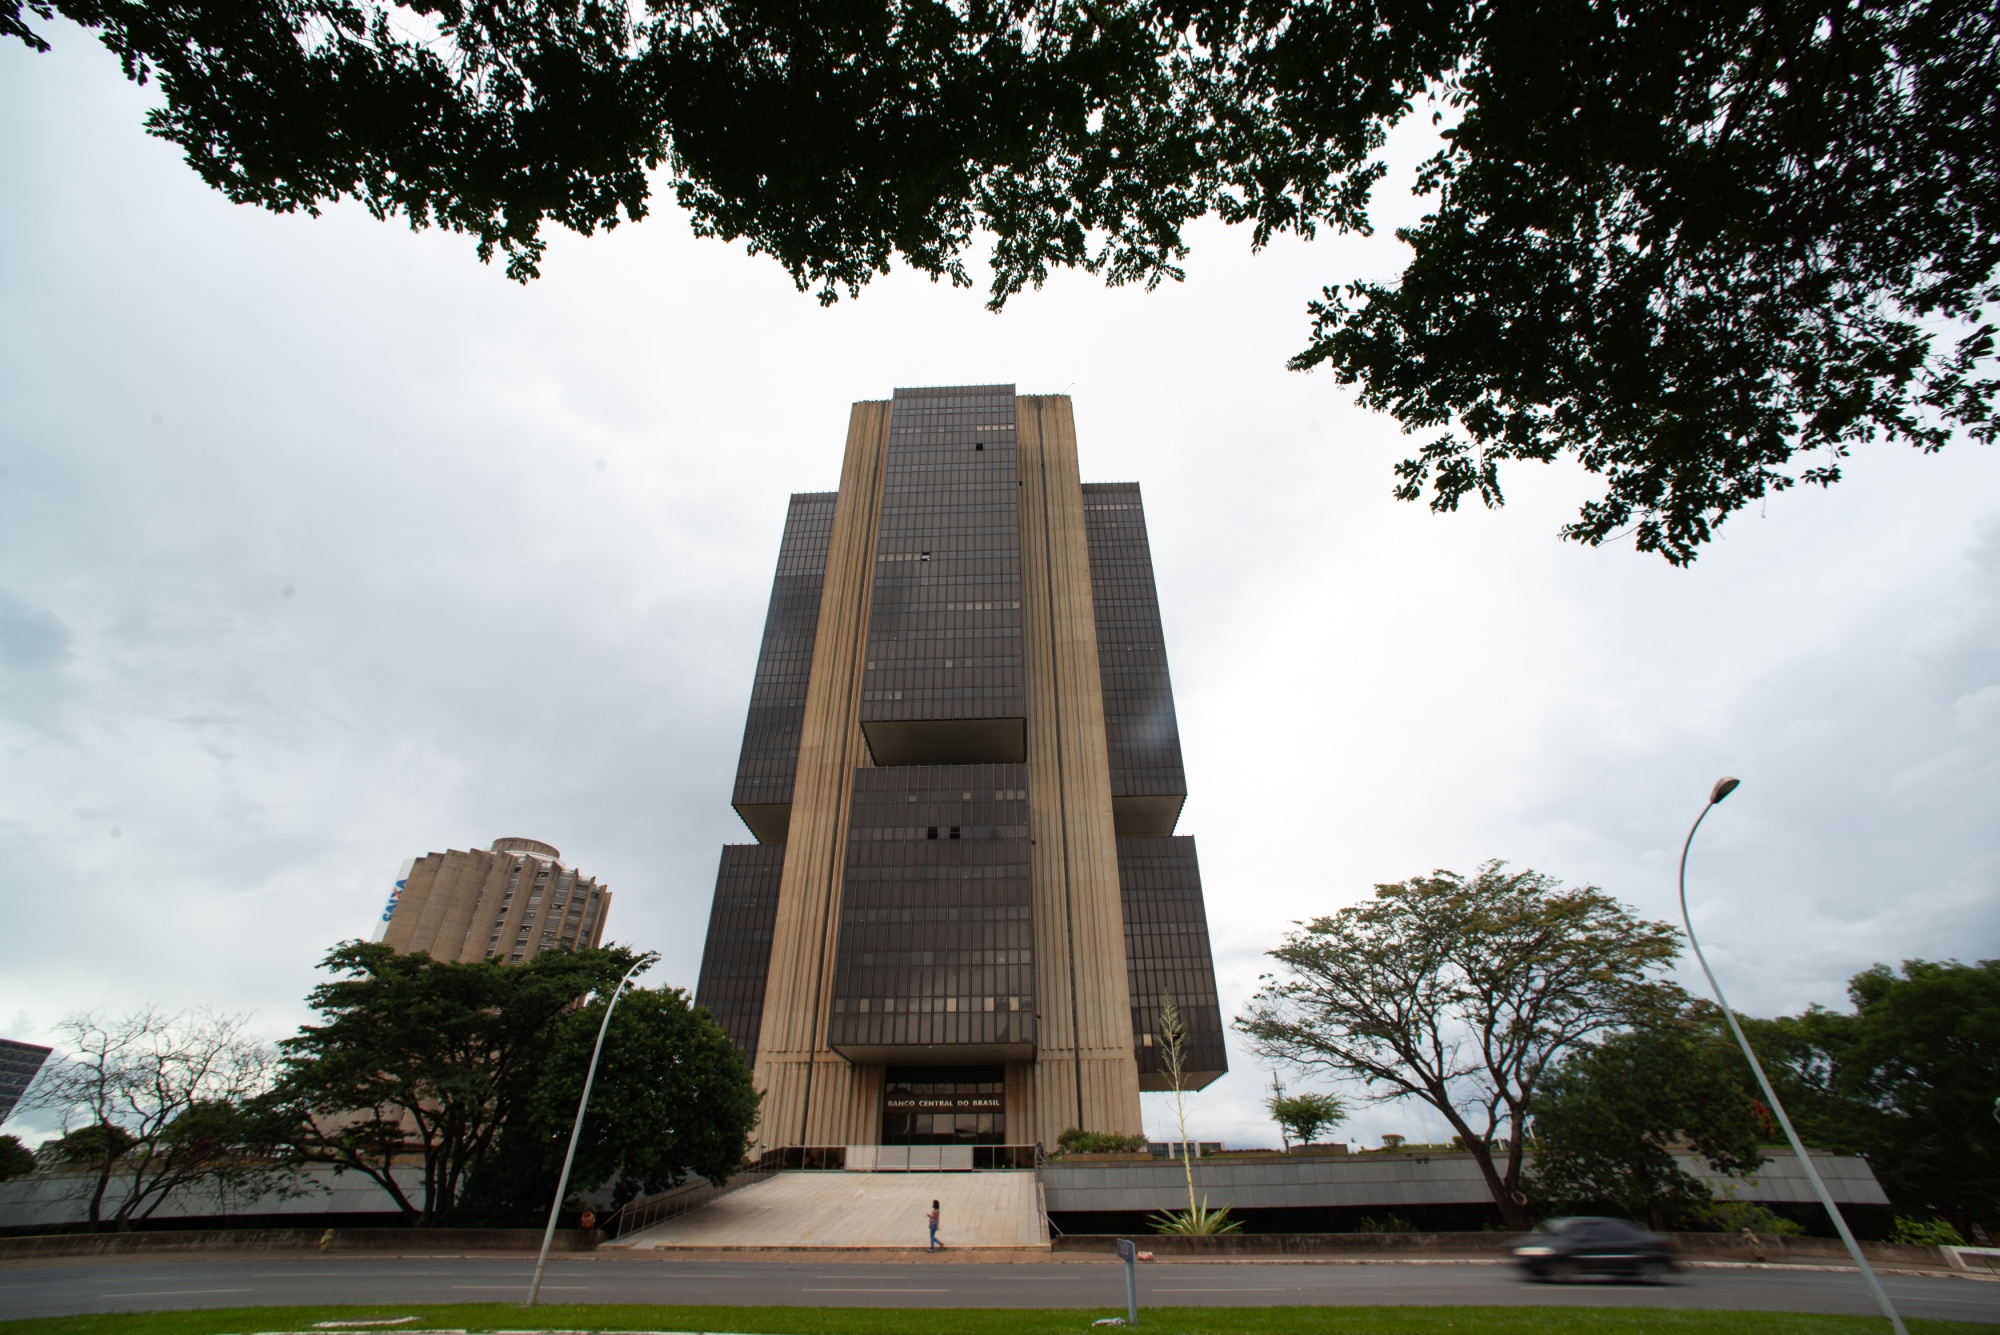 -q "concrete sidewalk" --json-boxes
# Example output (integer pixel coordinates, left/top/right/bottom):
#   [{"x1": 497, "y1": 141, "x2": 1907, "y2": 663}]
[{"x1": 609, "y1": 1170, "x2": 1047, "y2": 1250}]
